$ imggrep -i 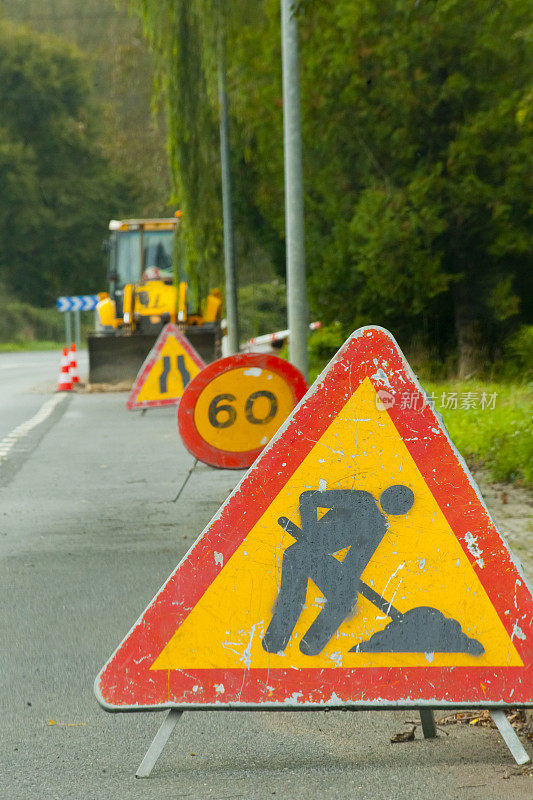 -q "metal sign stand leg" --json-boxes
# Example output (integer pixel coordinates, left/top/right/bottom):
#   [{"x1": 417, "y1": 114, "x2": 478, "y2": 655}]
[
  {"x1": 490, "y1": 710, "x2": 531, "y2": 765},
  {"x1": 173, "y1": 459, "x2": 198, "y2": 503},
  {"x1": 131, "y1": 707, "x2": 532, "y2": 776},
  {"x1": 419, "y1": 708, "x2": 437, "y2": 738},
  {"x1": 136, "y1": 709, "x2": 183, "y2": 778}
]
